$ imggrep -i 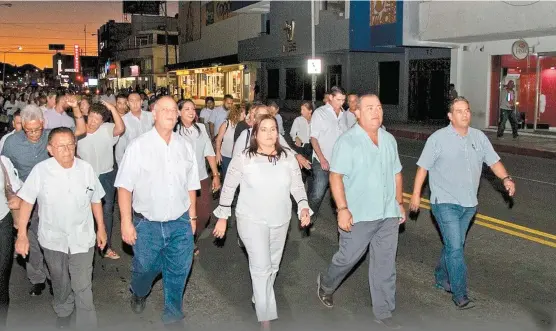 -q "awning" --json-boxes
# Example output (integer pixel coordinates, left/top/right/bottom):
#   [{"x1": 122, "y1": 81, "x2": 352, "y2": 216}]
[{"x1": 166, "y1": 54, "x2": 239, "y2": 72}]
